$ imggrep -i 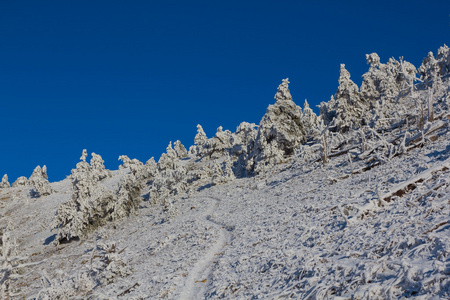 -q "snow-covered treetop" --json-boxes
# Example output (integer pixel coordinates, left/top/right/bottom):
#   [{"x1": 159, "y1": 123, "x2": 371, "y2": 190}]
[
  {"x1": 437, "y1": 44, "x2": 450, "y2": 76},
  {"x1": 366, "y1": 53, "x2": 381, "y2": 67},
  {"x1": 274, "y1": 78, "x2": 292, "y2": 102},
  {"x1": 194, "y1": 124, "x2": 208, "y2": 146},
  {"x1": 336, "y1": 64, "x2": 360, "y2": 102},
  {"x1": 0, "y1": 174, "x2": 10, "y2": 188},
  {"x1": 80, "y1": 149, "x2": 88, "y2": 162}
]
